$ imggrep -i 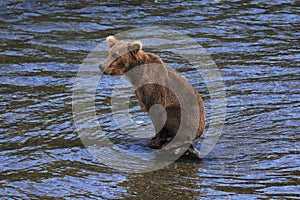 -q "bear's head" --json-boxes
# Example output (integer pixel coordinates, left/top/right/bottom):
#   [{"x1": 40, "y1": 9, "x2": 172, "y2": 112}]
[{"x1": 101, "y1": 36, "x2": 143, "y2": 76}]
